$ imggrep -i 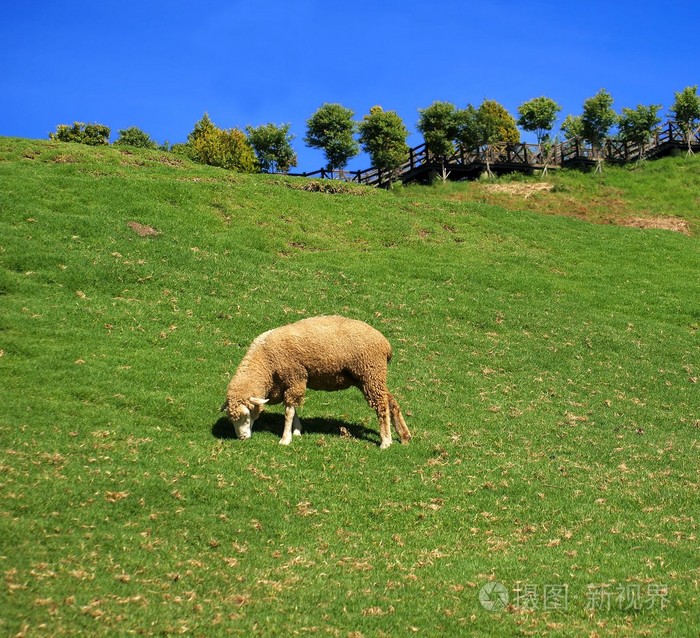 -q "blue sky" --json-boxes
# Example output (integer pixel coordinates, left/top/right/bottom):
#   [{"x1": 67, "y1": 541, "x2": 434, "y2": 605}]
[{"x1": 1, "y1": 1, "x2": 698, "y2": 171}]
